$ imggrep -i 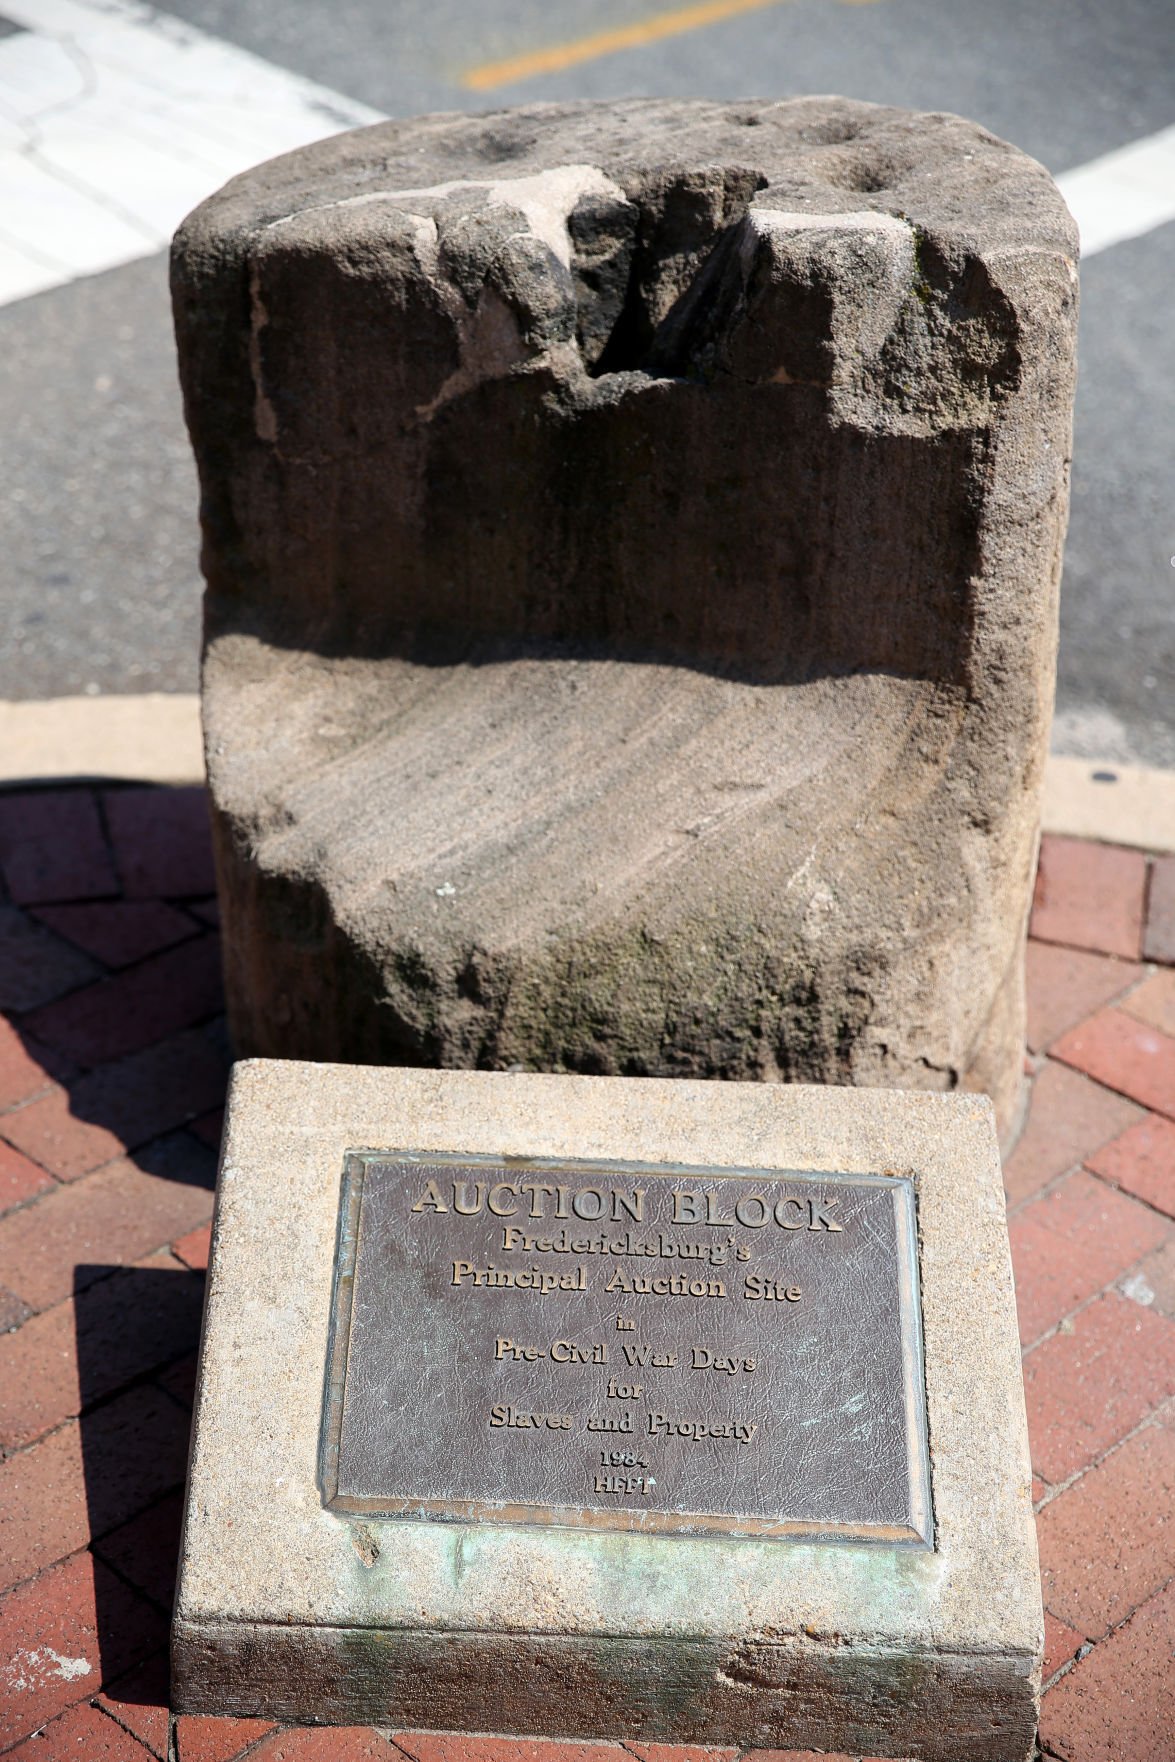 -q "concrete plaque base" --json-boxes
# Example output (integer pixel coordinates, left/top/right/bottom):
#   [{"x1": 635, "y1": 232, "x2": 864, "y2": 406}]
[{"x1": 172, "y1": 1064, "x2": 1041, "y2": 1760}]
